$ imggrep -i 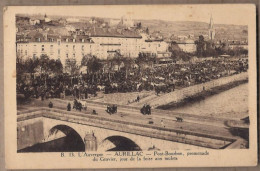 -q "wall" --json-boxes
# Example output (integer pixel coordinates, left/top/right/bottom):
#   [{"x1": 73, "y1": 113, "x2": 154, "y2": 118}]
[
  {"x1": 150, "y1": 72, "x2": 248, "y2": 108},
  {"x1": 17, "y1": 117, "x2": 45, "y2": 150}
]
